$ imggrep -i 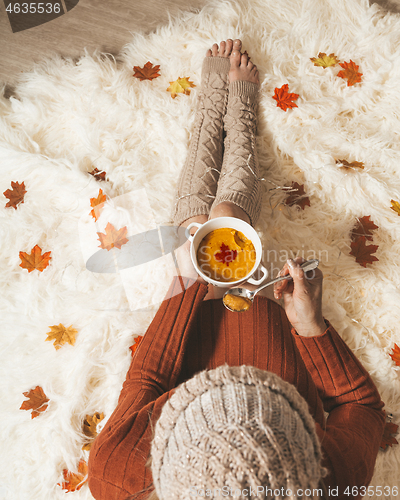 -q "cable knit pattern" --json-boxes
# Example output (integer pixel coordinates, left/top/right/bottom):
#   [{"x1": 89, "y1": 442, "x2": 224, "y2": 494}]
[
  {"x1": 151, "y1": 365, "x2": 323, "y2": 500},
  {"x1": 213, "y1": 80, "x2": 262, "y2": 226},
  {"x1": 172, "y1": 56, "x2": 230, "y2": 226}
]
